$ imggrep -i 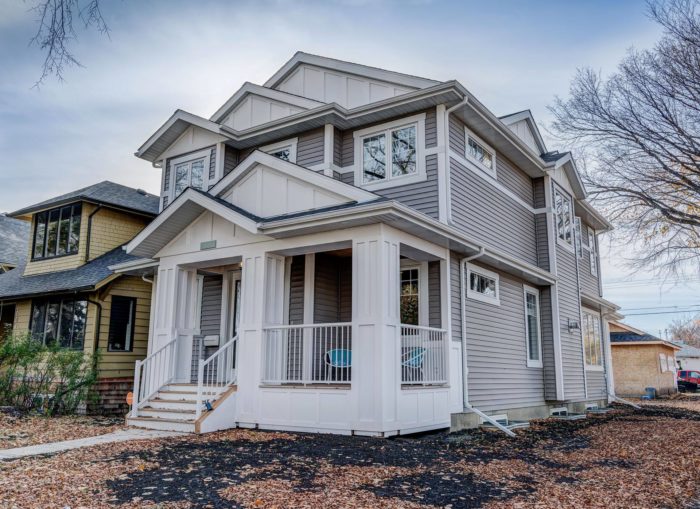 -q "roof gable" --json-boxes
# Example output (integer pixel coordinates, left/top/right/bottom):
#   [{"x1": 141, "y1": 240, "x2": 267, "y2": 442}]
[
  {"x1": 264, "y1": 52, "x2": 439, "y2": 109},
  {"x1": 499, "y1": 110, "x2": 547, "y2": 155}
]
